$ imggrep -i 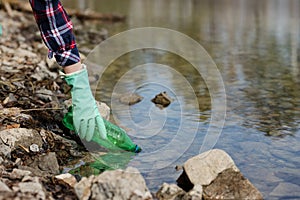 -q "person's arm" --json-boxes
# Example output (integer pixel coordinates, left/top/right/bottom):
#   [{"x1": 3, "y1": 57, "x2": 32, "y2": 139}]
[
  {"x1": 29, "y1": 0, "x2": 107, "y2": 142},
  {"x1": 29, "y1": 0, "x2": 81, "y2": 71}
]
